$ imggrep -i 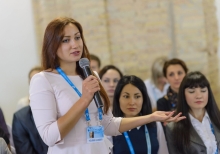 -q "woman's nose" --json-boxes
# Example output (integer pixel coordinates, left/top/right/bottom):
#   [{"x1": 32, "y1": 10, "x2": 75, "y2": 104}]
[
  {"x1": 128, "y1": 98, "x2": 135, "y2": 105},
  {"x1": 70, "y1": 39, "x2": 78, "y2": 48},
  {"x1": 109, "y1": 80, "x2": 115, "y2": 86},
  {"x1": 195, "y1": 91, "x2": 202, "y2": 98}
]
